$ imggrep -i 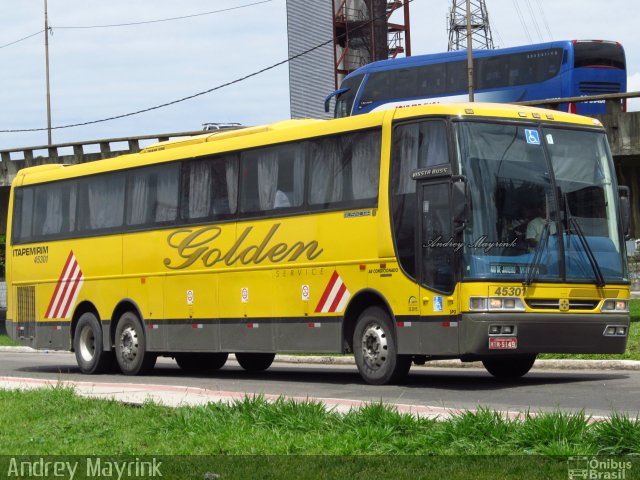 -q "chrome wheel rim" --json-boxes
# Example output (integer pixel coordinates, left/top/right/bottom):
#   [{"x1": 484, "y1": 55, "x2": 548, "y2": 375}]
[
  {"x1": 78, "y1": 326, "x2": 96, "y2": 362},
  {"x1": 361, "y1": 323, "x2": 388, "y2": 370},
  {"x1": 119, "y1": 326, "x2": 139, "y2": 362}
]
